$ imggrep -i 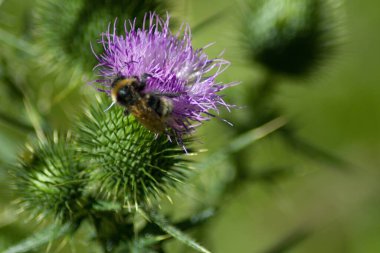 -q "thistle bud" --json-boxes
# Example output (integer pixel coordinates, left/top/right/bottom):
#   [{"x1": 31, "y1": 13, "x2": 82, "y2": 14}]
[
  {"x1": 243, "y1": 0, "x2": 343, "y2": 76},
  {"x1": 77, "y1": 97, "x2": 192, "y2": 207},
  {"x1": 14, "y1": 134, "x2": 89, "y2": 223},
  {"x1": 33, "y1": 0, "x2": 168, "y2": 73}
]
